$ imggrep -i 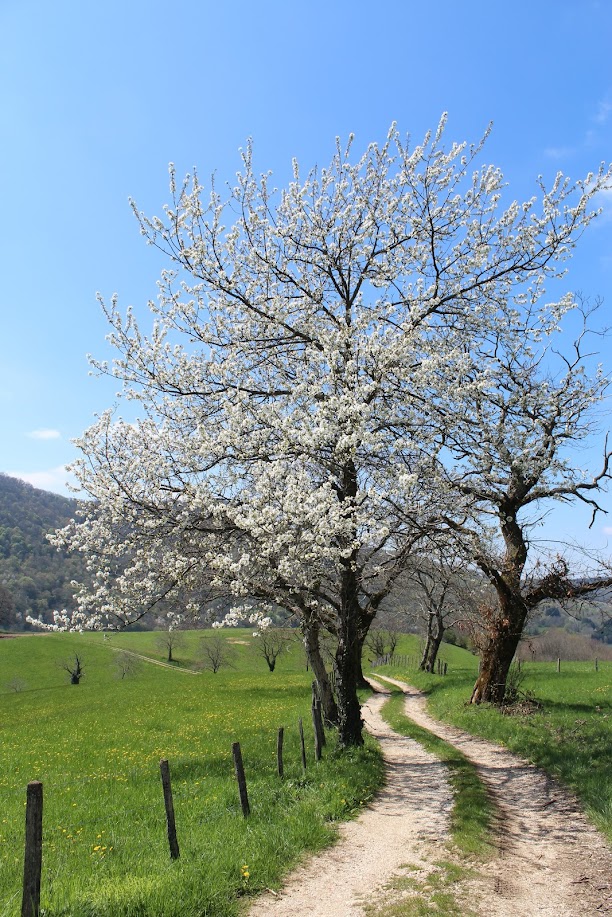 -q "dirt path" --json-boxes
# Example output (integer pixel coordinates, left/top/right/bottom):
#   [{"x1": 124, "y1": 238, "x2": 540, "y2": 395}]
[
  {"x1": 248, "y1": 687, "x2": 454, "y2": 916},
  {"x1": 376, "y1": 675, "x2": 612, "y2": 916},
  {"x1": 247, "y1": 678, "x2": 612, "y2": 917}
]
